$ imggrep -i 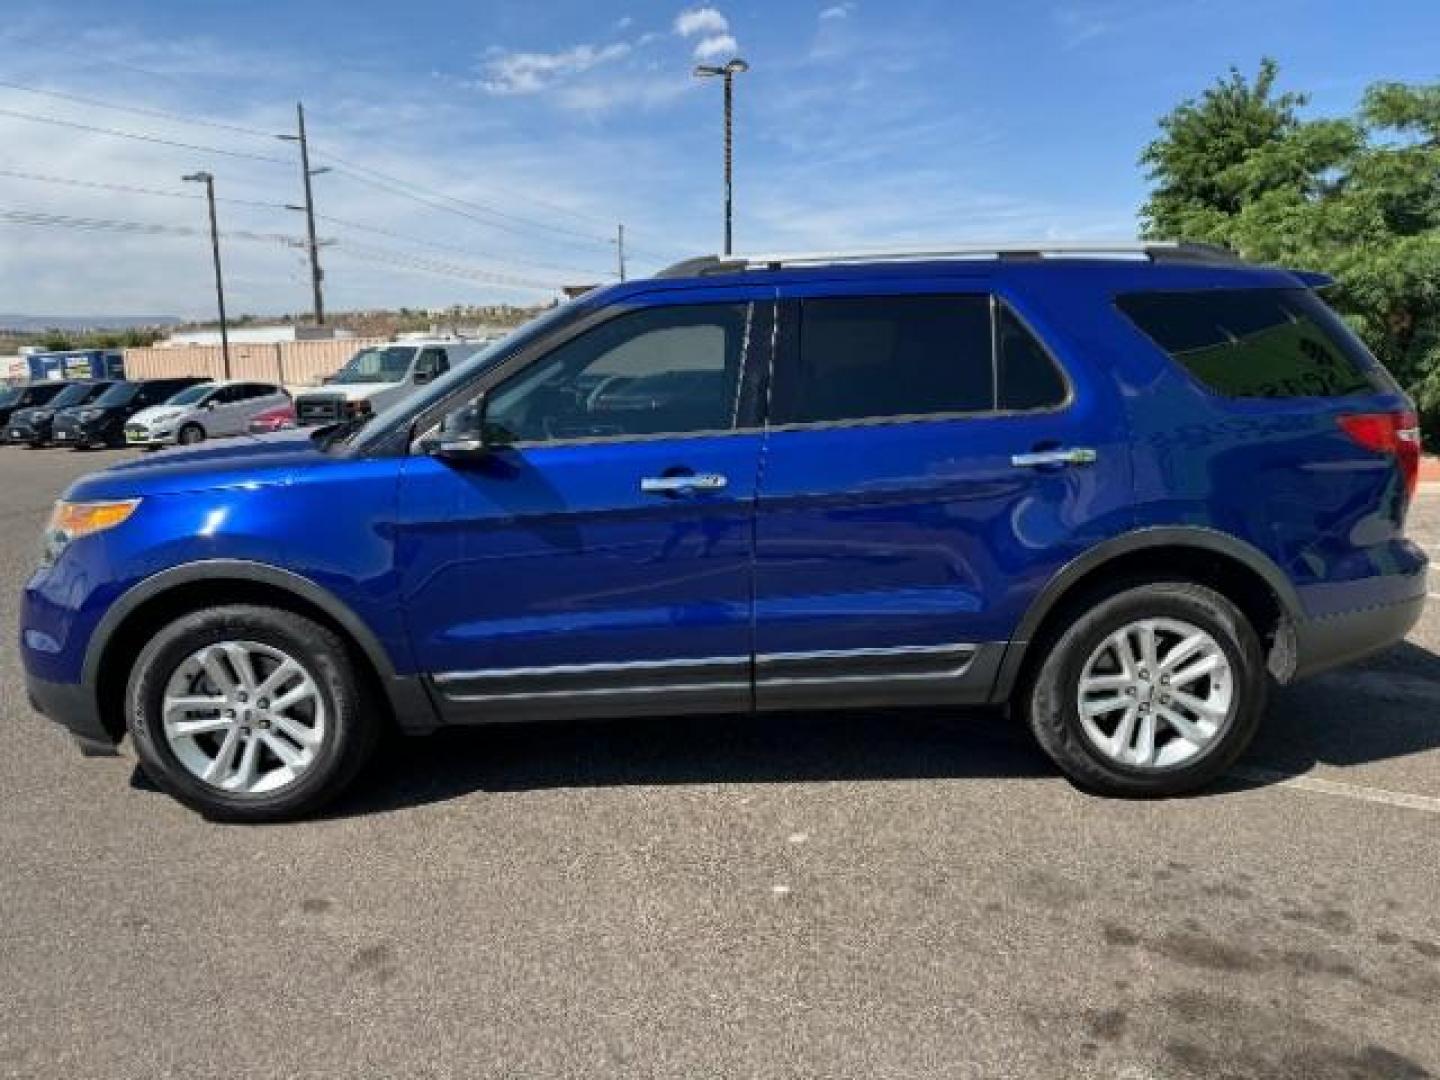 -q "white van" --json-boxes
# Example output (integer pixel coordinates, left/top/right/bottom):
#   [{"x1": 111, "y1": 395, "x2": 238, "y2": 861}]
[{"x1": 293, "y1": 339, "x2": 486, "y2": 426}]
